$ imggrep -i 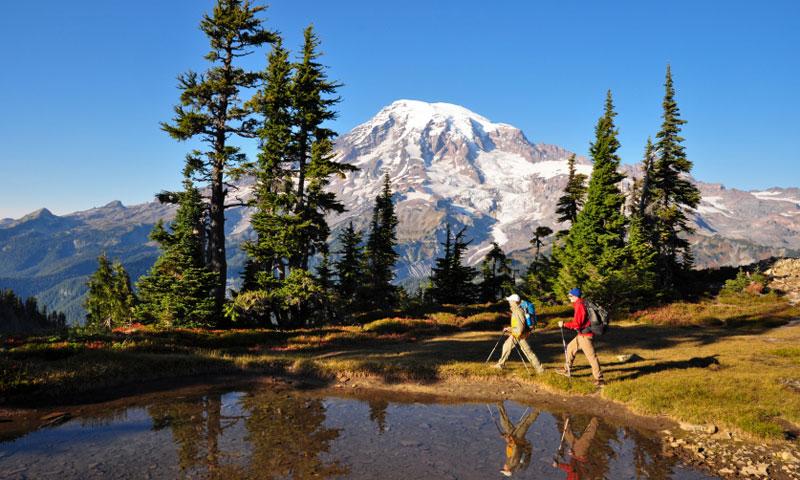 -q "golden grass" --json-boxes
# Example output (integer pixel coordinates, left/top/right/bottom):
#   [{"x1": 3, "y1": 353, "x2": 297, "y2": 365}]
[{"x1": 2, "y1": 294, "x2": 799, "y2": 441}]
